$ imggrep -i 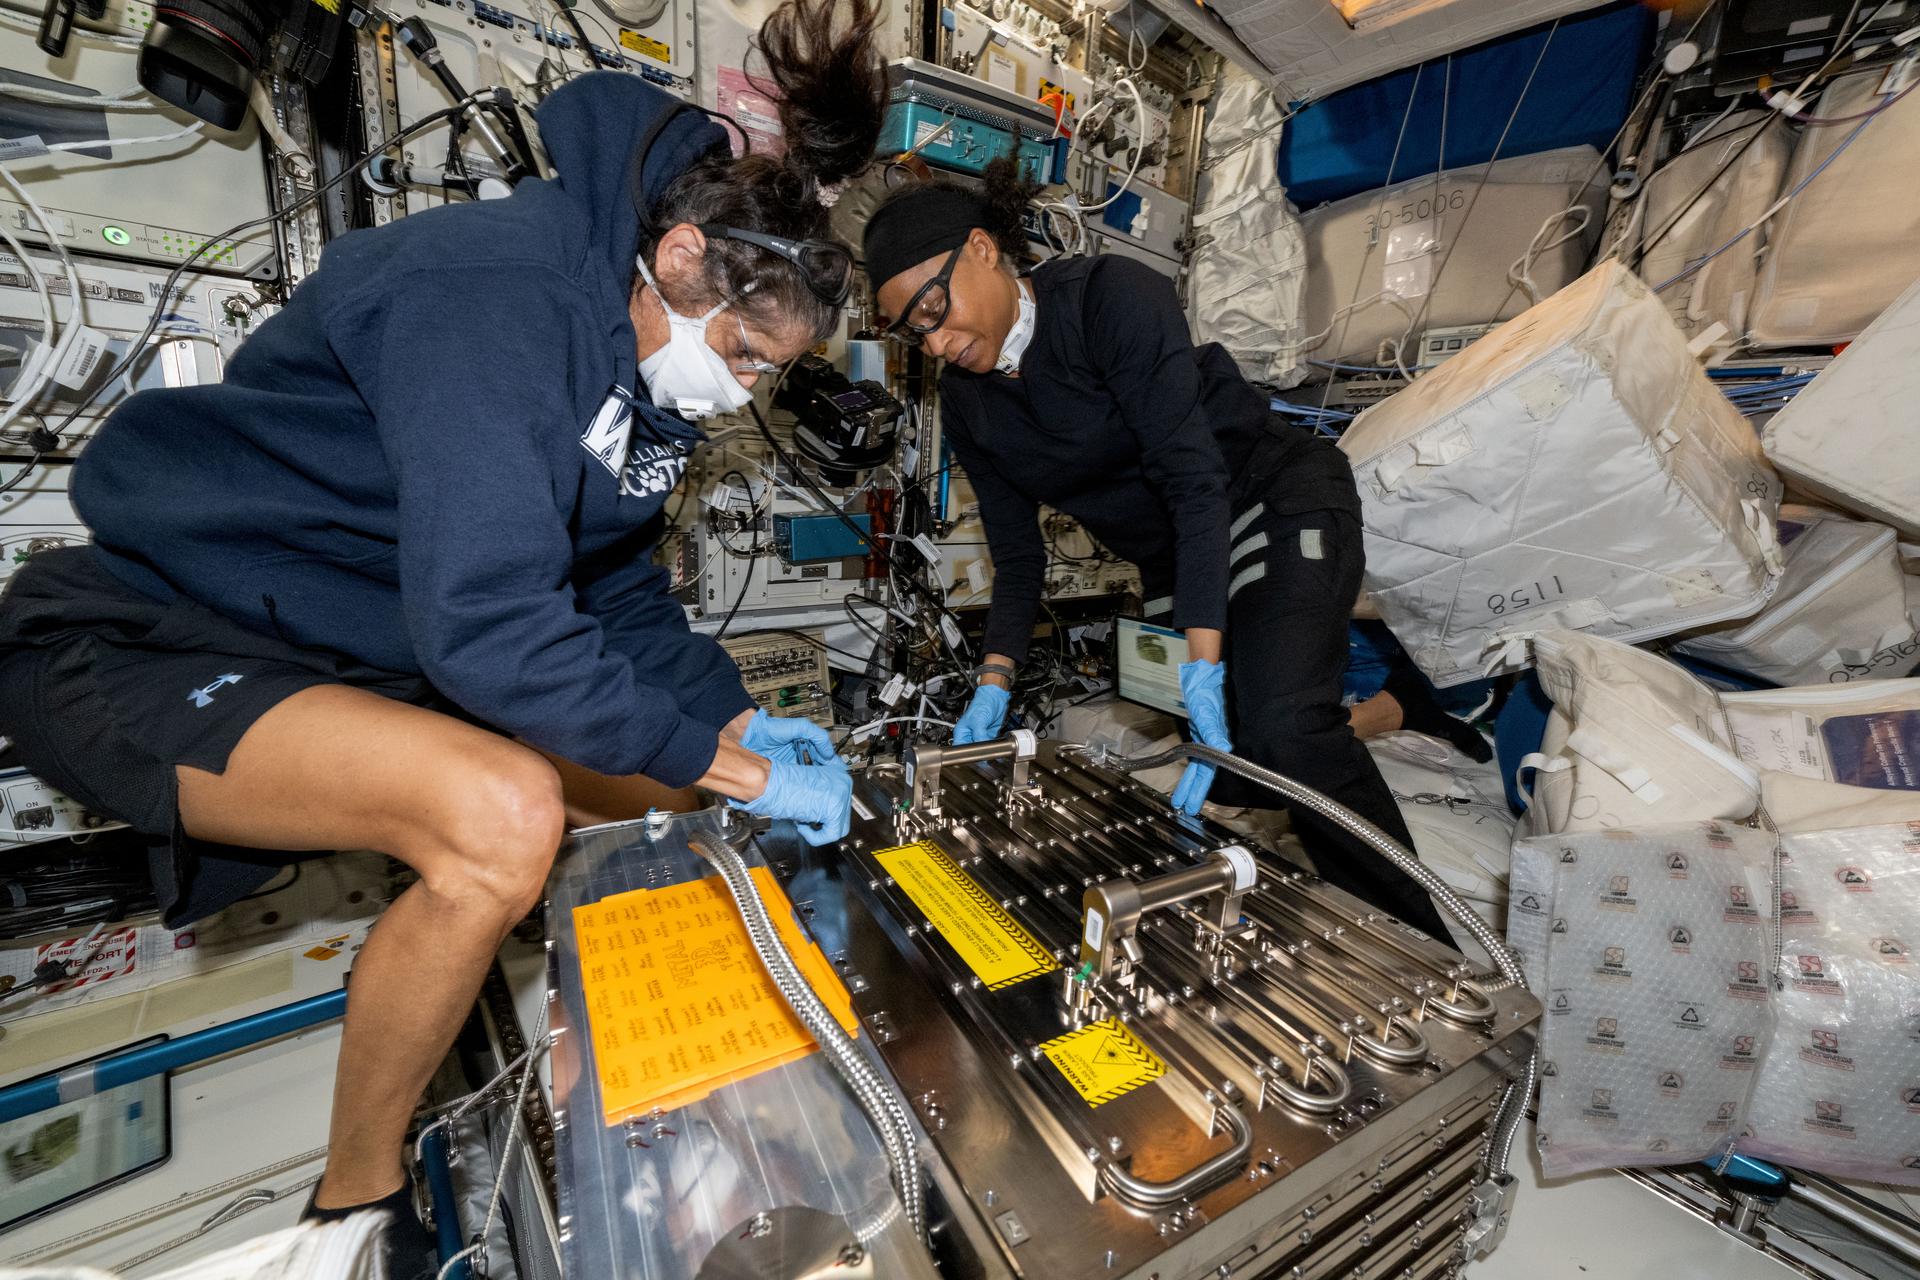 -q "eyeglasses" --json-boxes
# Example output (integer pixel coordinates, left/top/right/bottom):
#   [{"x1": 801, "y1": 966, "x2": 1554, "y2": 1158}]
[
  {"x1": 698, "y1": 223, "x2": 853, "y2": 307},
  {"x1": 882, "y1": 243, "x2": 964, "y2": 347},
  {"x1": 730, "y1": 311, "x2": 781, "y2": 377}
]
